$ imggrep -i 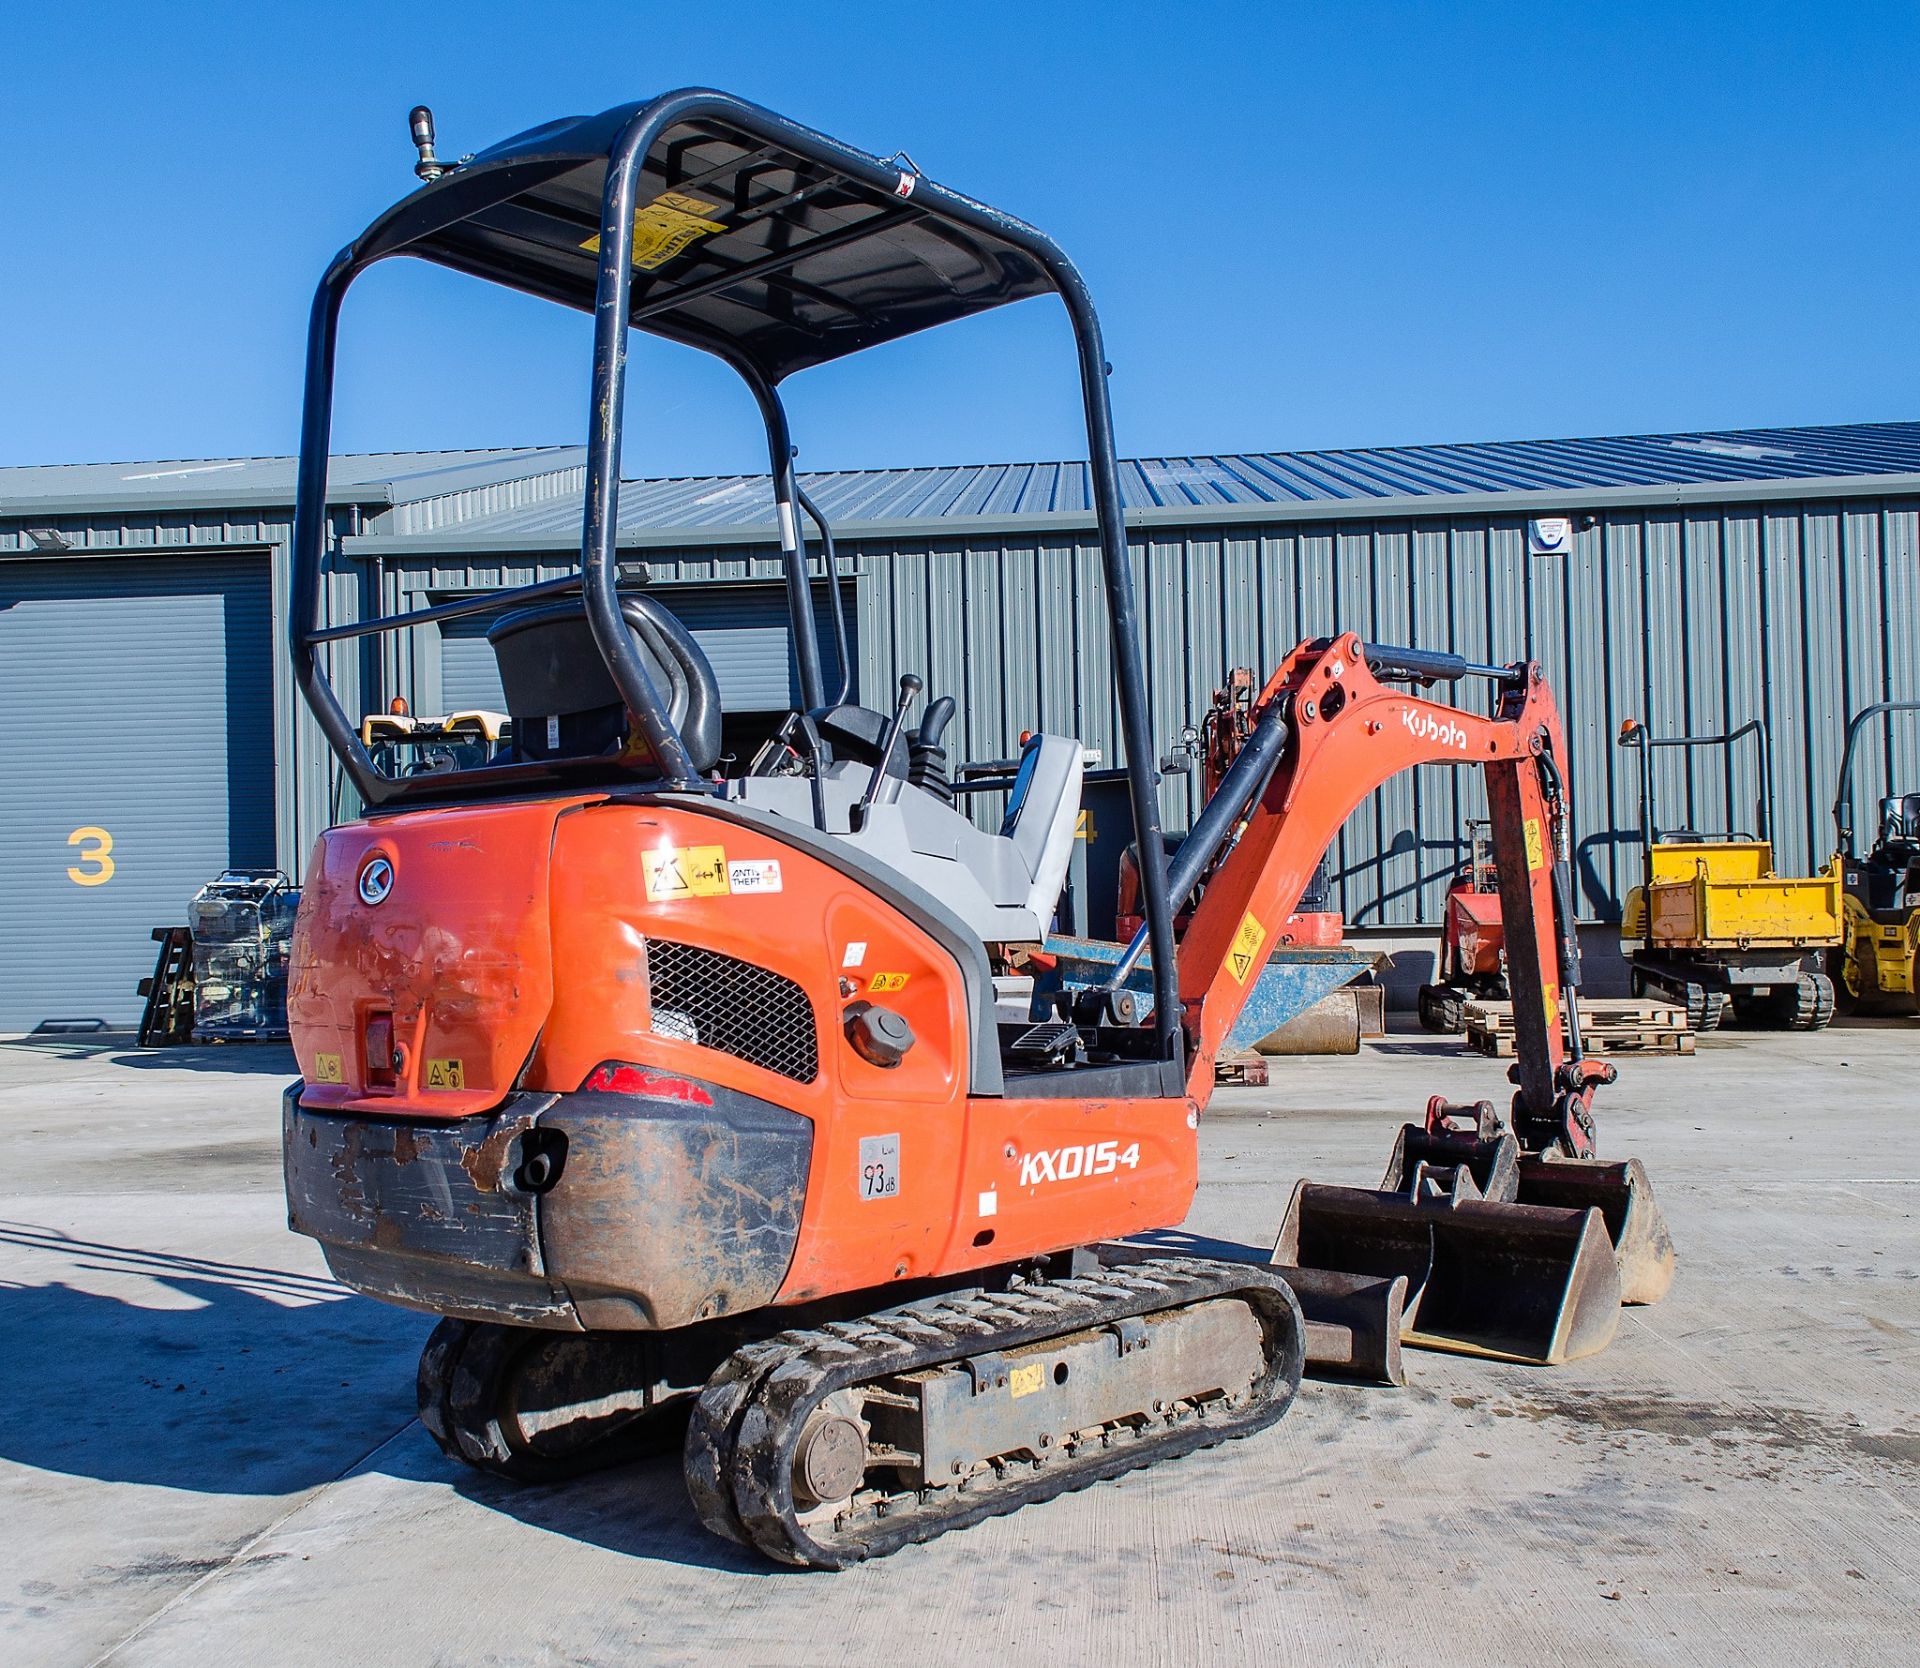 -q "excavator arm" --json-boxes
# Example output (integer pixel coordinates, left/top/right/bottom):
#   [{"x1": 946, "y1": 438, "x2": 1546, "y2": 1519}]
[
  {"x1": 1175, "y1": 634, "x2": 1610, "y2": 1152},
  {"x1": 1155, "y1": 637, "x2": 1673, "y2": 1372}
]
